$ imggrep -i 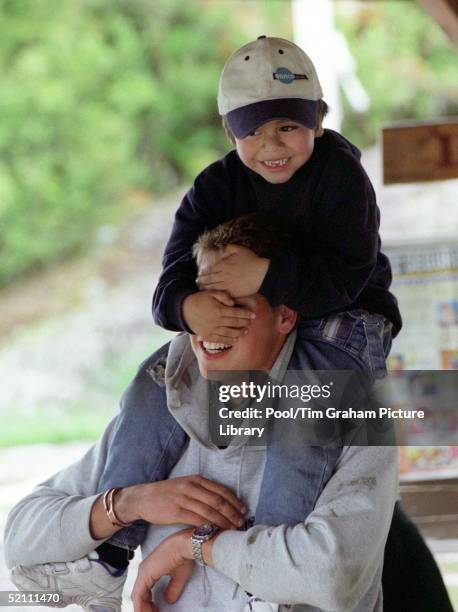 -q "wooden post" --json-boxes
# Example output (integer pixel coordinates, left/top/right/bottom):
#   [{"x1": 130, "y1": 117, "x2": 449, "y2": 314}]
[{"x1": 417, "y1": 0, "x2": 458, "y2": 48}]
